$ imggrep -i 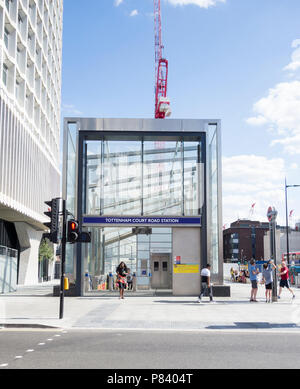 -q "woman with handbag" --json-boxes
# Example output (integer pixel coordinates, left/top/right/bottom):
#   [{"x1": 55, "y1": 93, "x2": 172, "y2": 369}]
[{"x1": 116, "y1": 262, "x2": 128, "y2": 299}]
